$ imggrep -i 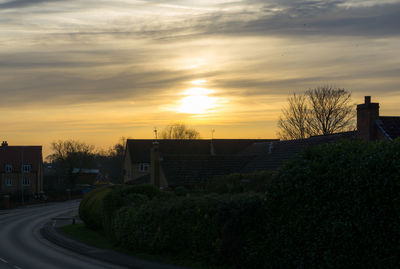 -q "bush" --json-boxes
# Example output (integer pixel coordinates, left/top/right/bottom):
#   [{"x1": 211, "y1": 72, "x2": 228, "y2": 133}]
[
  {"x1": 102, "y1": 184, "x2": 173, "y2": 239},
  {"x1": 201, "y1": 171, "x2": 274, "y2": 194},
  {"x1": 112, "y1": 193, "x2": 265, "y2": 267},
  {"x1": 79, "y1": 186, "x2": 113, "y2": 230},
  {"x1": 260, "y1": 139, "x2": 400, "y2": 268}
]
